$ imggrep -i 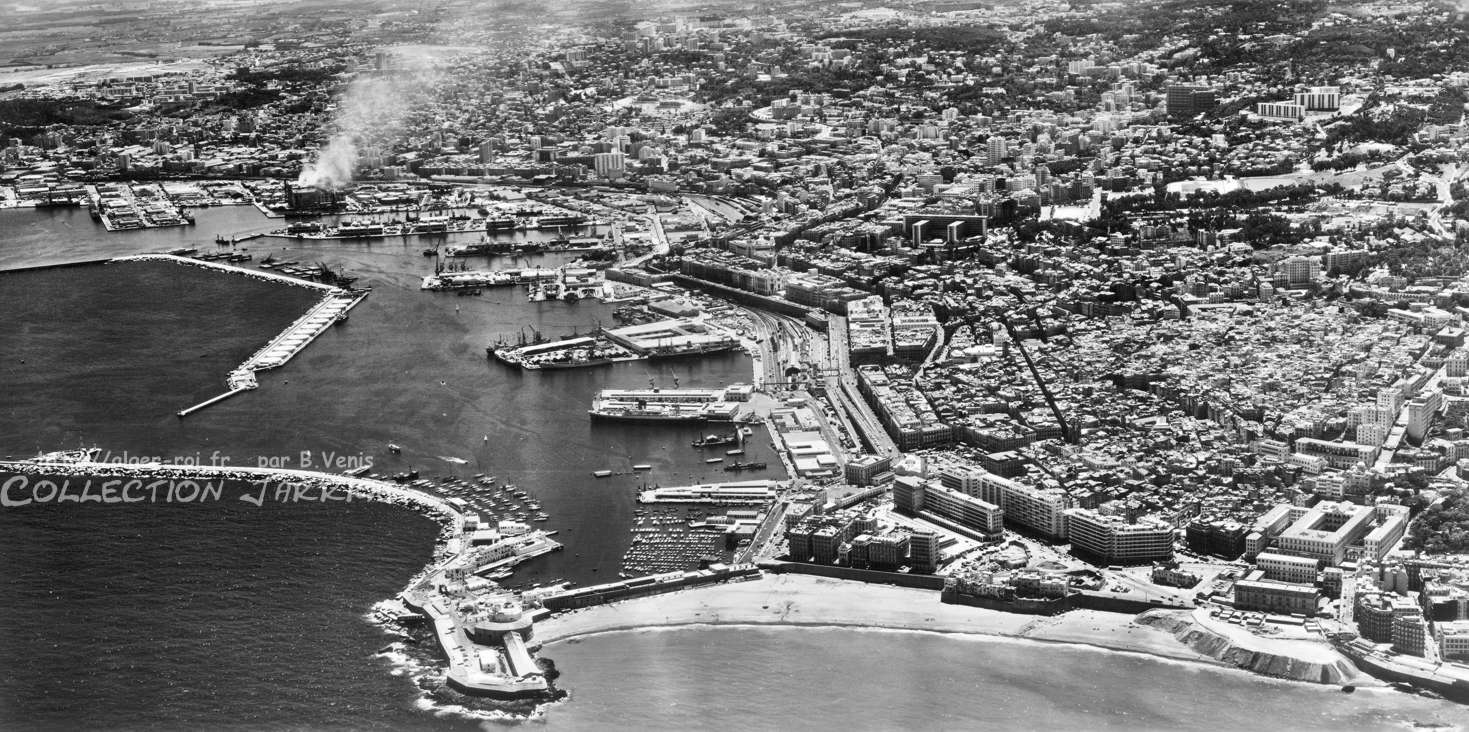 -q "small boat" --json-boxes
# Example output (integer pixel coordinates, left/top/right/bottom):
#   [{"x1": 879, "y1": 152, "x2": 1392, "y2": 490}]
[
  {"x1": 387, "y1": 443, "x2": 402, "y2": 453},
  {"x1": 592, "y1": 470, "x2": 613, "y2": 478},
  {"x1": 726, "y1": 449, "x2": 744, "y2": 456},
  {"x1": 691, "y1": 433, "x2": 737, "y2": 448},
  {"x1": 632, "y1": 464, "x2": 652, "y2": 471},
  {"x1": 704, "y1": 457, "x2": 723, "y2": 464}
]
